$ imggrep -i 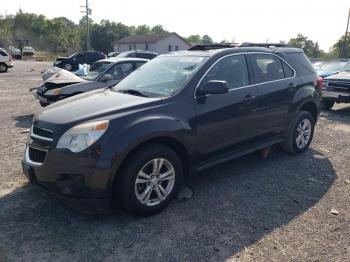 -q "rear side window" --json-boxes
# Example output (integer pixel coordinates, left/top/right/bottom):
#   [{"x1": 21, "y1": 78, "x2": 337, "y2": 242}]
[
  {"x1": 201, "y1": 54, "x2": 249, "y2": 89},
  {"x1": 251, "y1": 54, "x2": 284, "y2": 83}
]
